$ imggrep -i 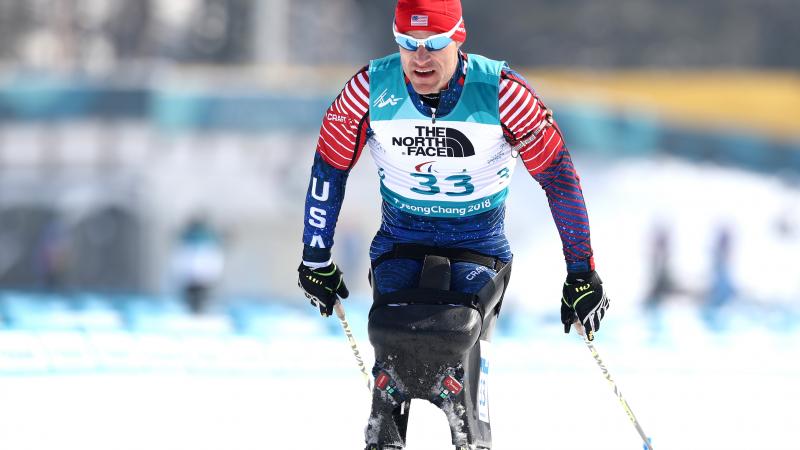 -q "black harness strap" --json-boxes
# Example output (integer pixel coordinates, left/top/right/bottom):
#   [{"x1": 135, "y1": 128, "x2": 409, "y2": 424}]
[
  {"x1": 371, "y1": 244, "x2": 507, "y2": 272},
  {"x1": 369, "y1": 244, "x2": 512, "y2": 317},
  {"x1": 371, "y1": 288, "x2": 478, "y2": 313}
]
